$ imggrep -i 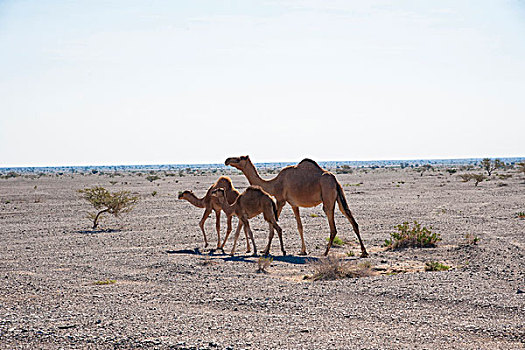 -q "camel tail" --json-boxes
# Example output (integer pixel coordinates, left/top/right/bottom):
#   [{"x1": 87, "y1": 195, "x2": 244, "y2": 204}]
[{"x1": 336, "y1": 182, "x2": 358, "y2": 233}]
